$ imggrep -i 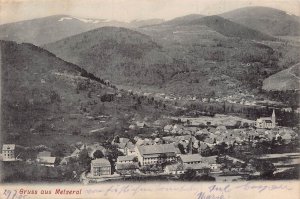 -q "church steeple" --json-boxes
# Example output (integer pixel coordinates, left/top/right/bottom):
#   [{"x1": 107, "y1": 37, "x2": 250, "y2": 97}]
[{"x1": 272, "y1": 109, "x2": 276, "y2": 127}]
